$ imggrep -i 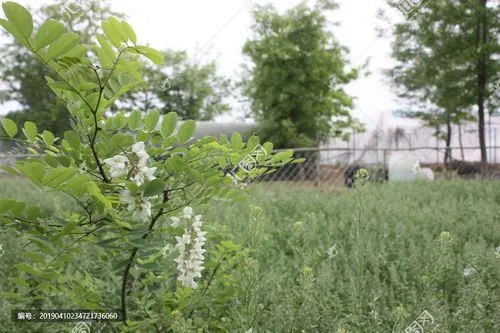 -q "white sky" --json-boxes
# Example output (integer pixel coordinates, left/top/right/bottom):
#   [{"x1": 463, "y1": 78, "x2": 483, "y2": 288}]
[{"x1": 0, "y1": 0, "x2": 412, "y2": 130}]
